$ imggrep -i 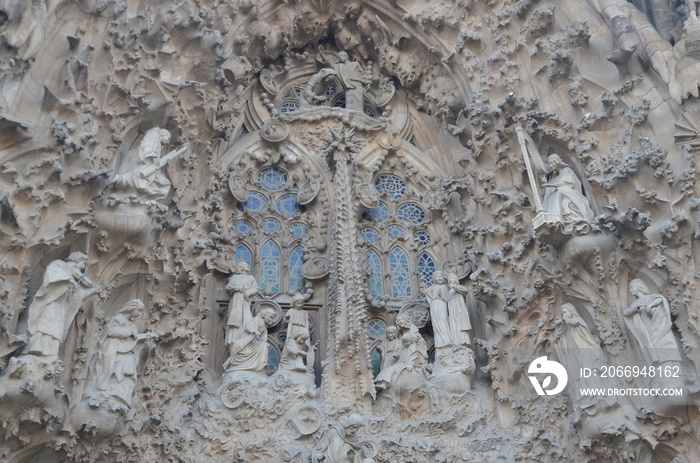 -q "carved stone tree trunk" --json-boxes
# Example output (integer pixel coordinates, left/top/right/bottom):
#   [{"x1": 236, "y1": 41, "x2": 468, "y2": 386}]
[{"x1": 322, "y1": 125, "x2": 375, "y2": 410}]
